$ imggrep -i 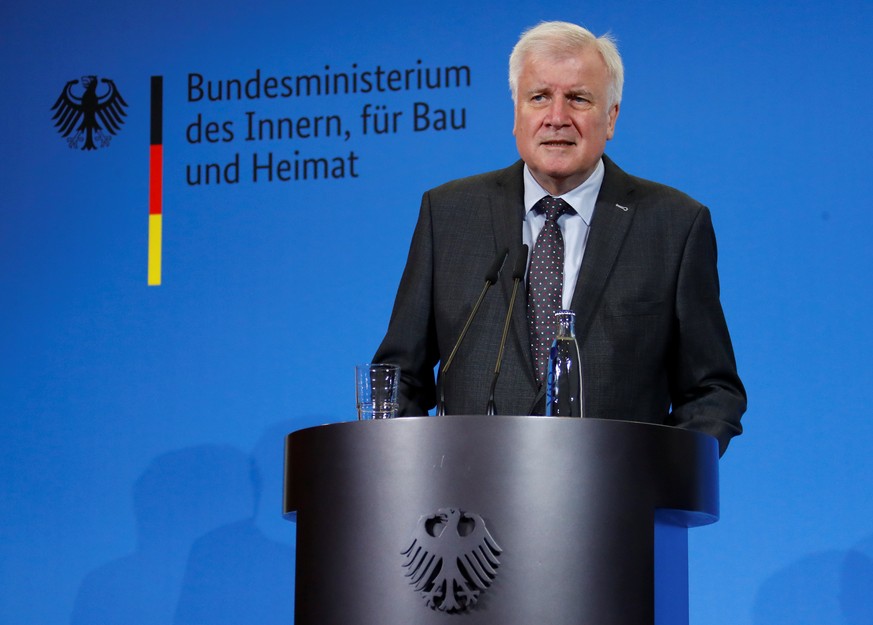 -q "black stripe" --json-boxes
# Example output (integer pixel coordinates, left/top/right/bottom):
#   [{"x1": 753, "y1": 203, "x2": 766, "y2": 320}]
[{"x1": 150, "y1": 75, "x2": 163, "y2": 145}]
